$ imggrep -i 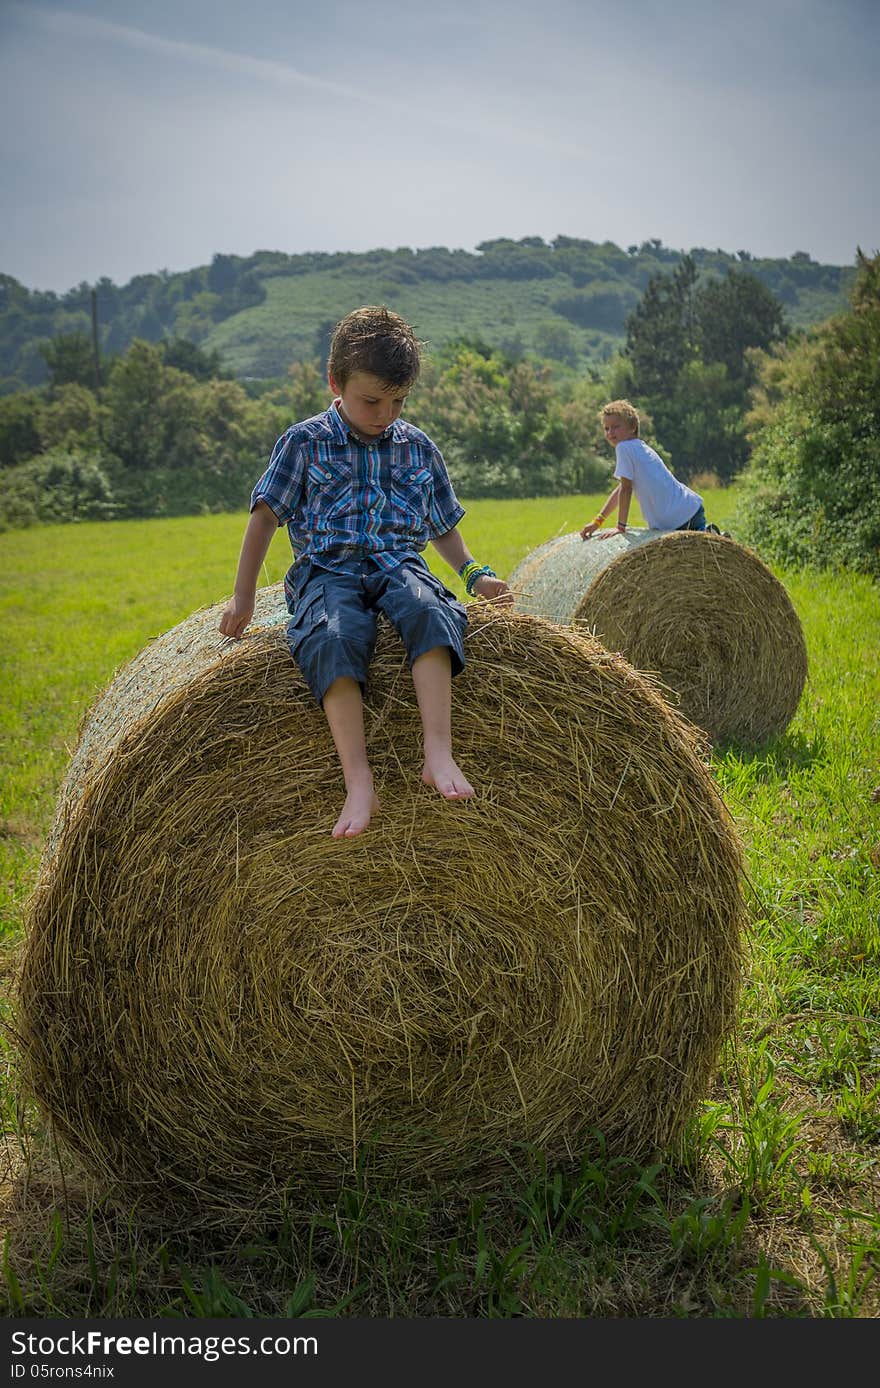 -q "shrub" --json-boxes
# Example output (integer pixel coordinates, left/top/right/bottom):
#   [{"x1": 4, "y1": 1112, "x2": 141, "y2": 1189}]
[
  {"x1": 735, "y1": 251, "x2": 880, "y2": 576},
  {"x1": 0, "y1": 390, "x2": 44, "y2": 468},
  {"x1": 0, "y1": 449, "x2": 117, "y2": 530},
  {"x1": 409, "y1": 345, "x2": 583, "y2": 498}
]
